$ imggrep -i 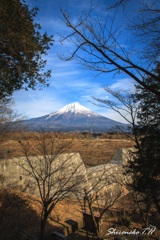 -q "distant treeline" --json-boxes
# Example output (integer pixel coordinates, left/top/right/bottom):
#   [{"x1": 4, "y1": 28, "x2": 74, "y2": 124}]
[{"x1": 12, "y1": 131, "x2": 132, "y2": 140}]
